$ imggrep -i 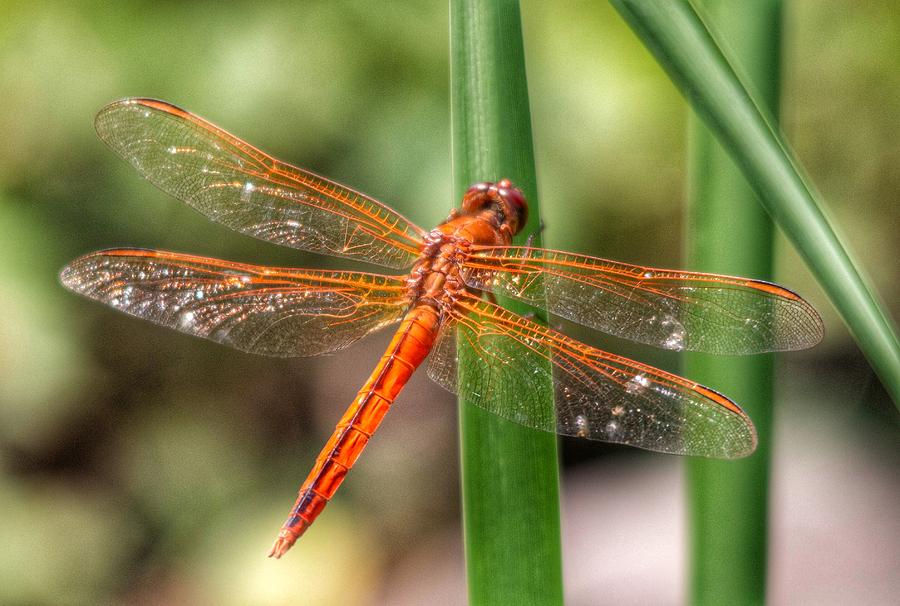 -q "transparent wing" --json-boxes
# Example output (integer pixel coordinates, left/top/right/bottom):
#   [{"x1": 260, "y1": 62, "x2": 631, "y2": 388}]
[
  {"x1": 95, "y1": 98, "x2": 426, "y2": 269},
  {"x1": 60, "y1": 249, "x2": 408, "y2": 357},
  {"x1": 462, "y1": 246, "x2": 823, "y2": 355},
  {"x1": 427, "y1": 293, "x2": 756, "y2": 458}
]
